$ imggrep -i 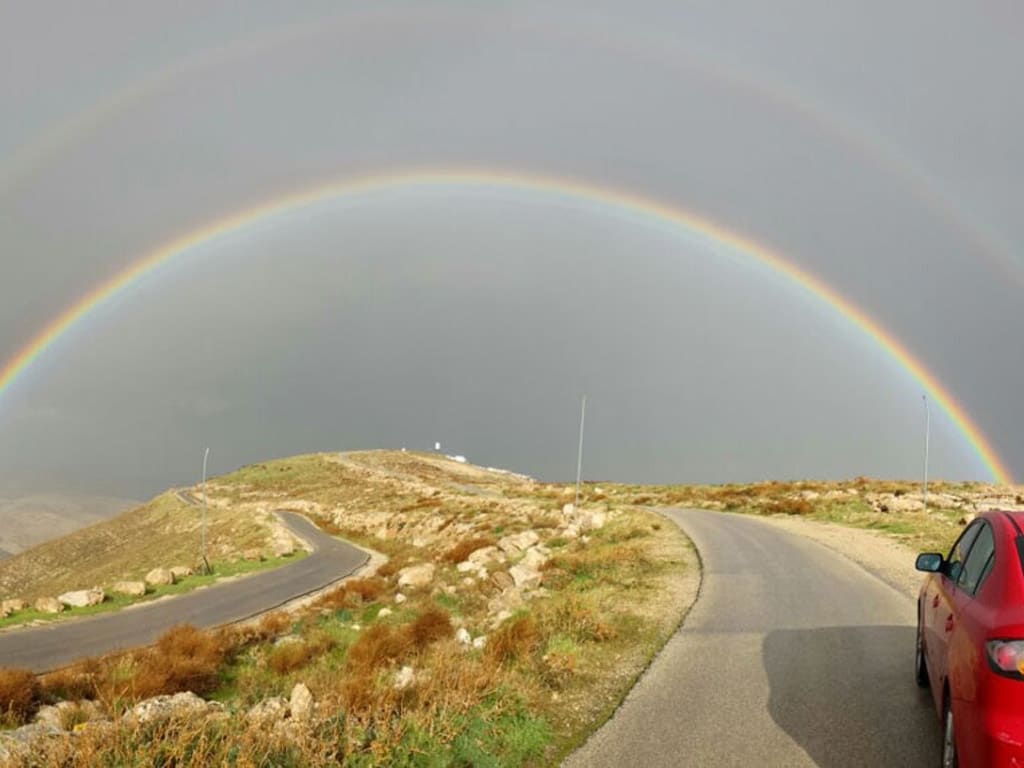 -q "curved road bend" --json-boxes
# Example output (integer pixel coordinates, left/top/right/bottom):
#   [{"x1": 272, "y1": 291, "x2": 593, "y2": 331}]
[
  {"x1": 566, "y1": 508, "x2": 940, "y2": 767},
  {"x1": 0, "y1": 513, "x2": 367, "y2": 672}
]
